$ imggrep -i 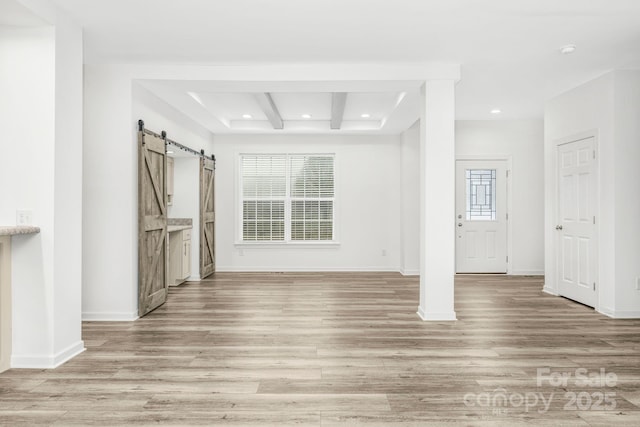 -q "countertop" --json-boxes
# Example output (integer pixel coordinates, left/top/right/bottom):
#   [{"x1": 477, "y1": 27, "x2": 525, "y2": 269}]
[
  {"x1": 0, "y1": 226, "x2": 41, "y2": 236},
  {"x1": 168, "y1": 224, "x2": 192, "y2": 233},
  {"x1": 168, "y1": 218, "x2": 192, "y2": 233}
]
